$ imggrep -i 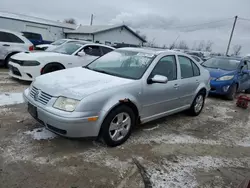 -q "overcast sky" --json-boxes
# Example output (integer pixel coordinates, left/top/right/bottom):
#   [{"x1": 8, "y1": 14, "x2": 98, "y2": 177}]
[{"x1": 1, "y1": 0, "x2": 250, "y2": 54}]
